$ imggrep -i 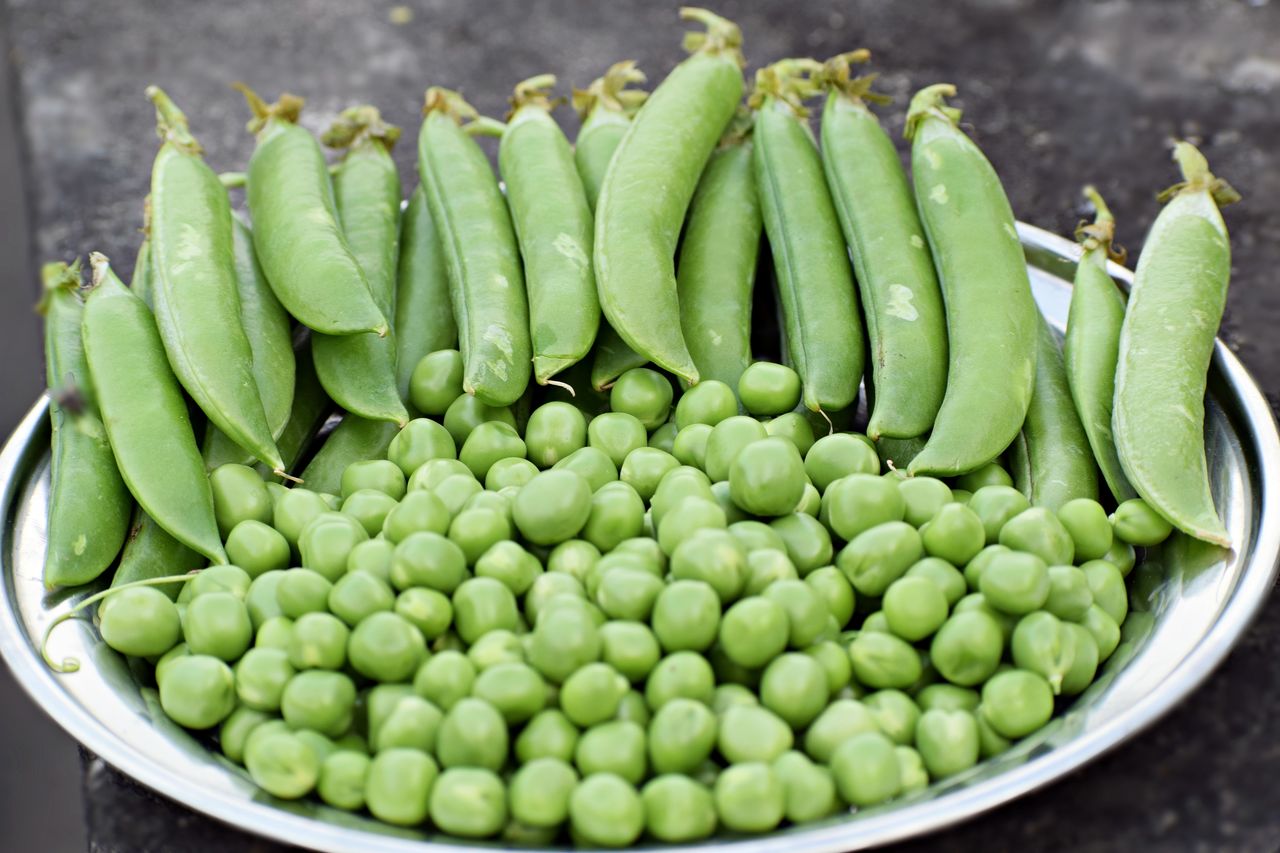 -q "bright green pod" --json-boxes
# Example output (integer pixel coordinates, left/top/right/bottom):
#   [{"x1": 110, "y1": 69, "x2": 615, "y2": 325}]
[
  {"x1": 1063, "y1": 188, "x2": 1136, "y2": 503},
  {"x1": 145, "y1": 87, "x2": 284, "y2": 473},
  {"x1": 395, "y1": 186, "x2": 458, "y2": 403},
  {"x1": 676, "y1": 113, "x2": 760, "y2": 390},
  {"x1": 752, "y1": 60, "x2": 863, "y2": 413},
  {"x1": 311, "y1": 106, "x2": 408, "y2": 426},
  {"x1": 905, "y1": 85, "x2": 1038, "y2": 476},
  {"x1": 39, "y1": 260, "x2": 132, "y2": 588},
  {"x1": 300, "y1": 417, "x2": 399, "y2": 496},
  {"x1": 259, "y1": 341, "x2": 331, "y2": 477},
  {"x1": 1009, "y1": 314, "x2": 1100, "y2": 511},
  {"x1": 590, "y1": 324, "x2": 649, "y2": 392},
  {"x1": 1113, "y1": 142, "x2": 1235, "y2": 548},
  {"x1": 82, "y1": 255, "x2": 225, "y2": 564},
  {"x1": 418, "y1": 88, "x2": 532, "y2": 407},
  {"x1": 110, "y1": 507, "x2": 204, "y2": 597},
  {"x1": 820, "y1": 53, "x2": 947, "y2": 439},
  {"x1": 593, "y1": 10, "x2": 745, "y2": 383},
  {"x1": 574, "y1": 61, "x2": 648, "y2": 212}
]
